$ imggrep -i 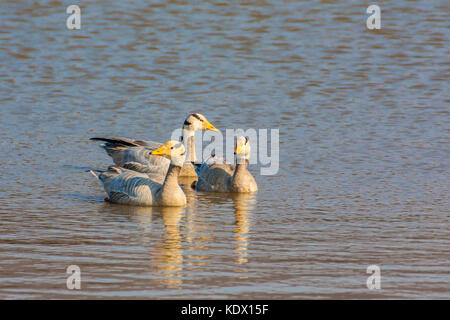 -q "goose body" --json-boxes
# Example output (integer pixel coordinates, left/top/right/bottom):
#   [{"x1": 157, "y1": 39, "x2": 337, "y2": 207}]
[
  {"x1": 91, "y1": 141, "x2": 187, "y2": 206},
  {"x1": 195, "y1": 137, "x2": 258, "y2": 193},
  {"x1": 91, "y1": 113, "x2": 217, "y2": 177}
]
